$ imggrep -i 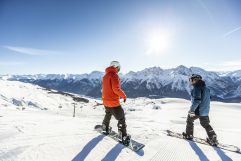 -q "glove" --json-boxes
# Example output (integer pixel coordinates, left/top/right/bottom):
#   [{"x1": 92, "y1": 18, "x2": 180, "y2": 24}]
[
  {"x1": 123, "y1": 98, "x2": 126, "y2": 103},
  {"x1": 188, "y1": 111, "x2": 196, "y2": 118}
]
